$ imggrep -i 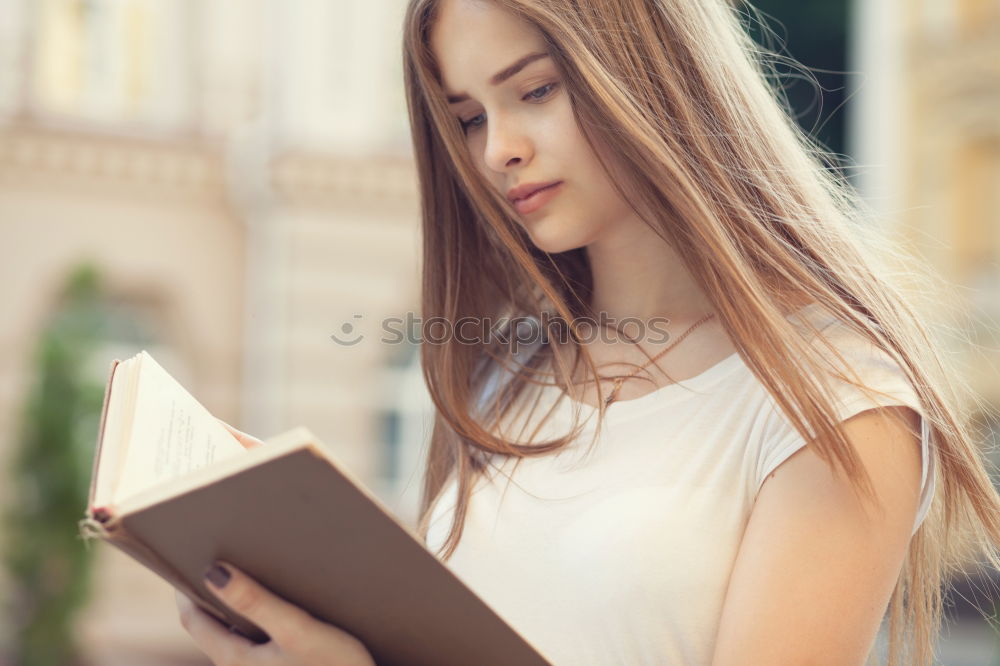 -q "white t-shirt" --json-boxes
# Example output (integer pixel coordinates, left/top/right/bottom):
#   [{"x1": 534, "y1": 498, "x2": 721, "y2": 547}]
[{"x1": 424, "y1": 303, "x2": 937, "y2": 665}]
